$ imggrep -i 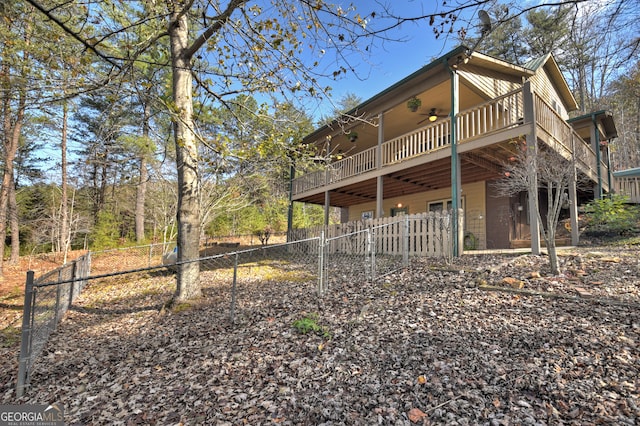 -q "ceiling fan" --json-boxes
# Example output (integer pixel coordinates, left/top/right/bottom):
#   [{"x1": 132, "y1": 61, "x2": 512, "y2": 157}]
[{"x1": 417, "y1": 108, "x2": 448, "y2": 125}]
